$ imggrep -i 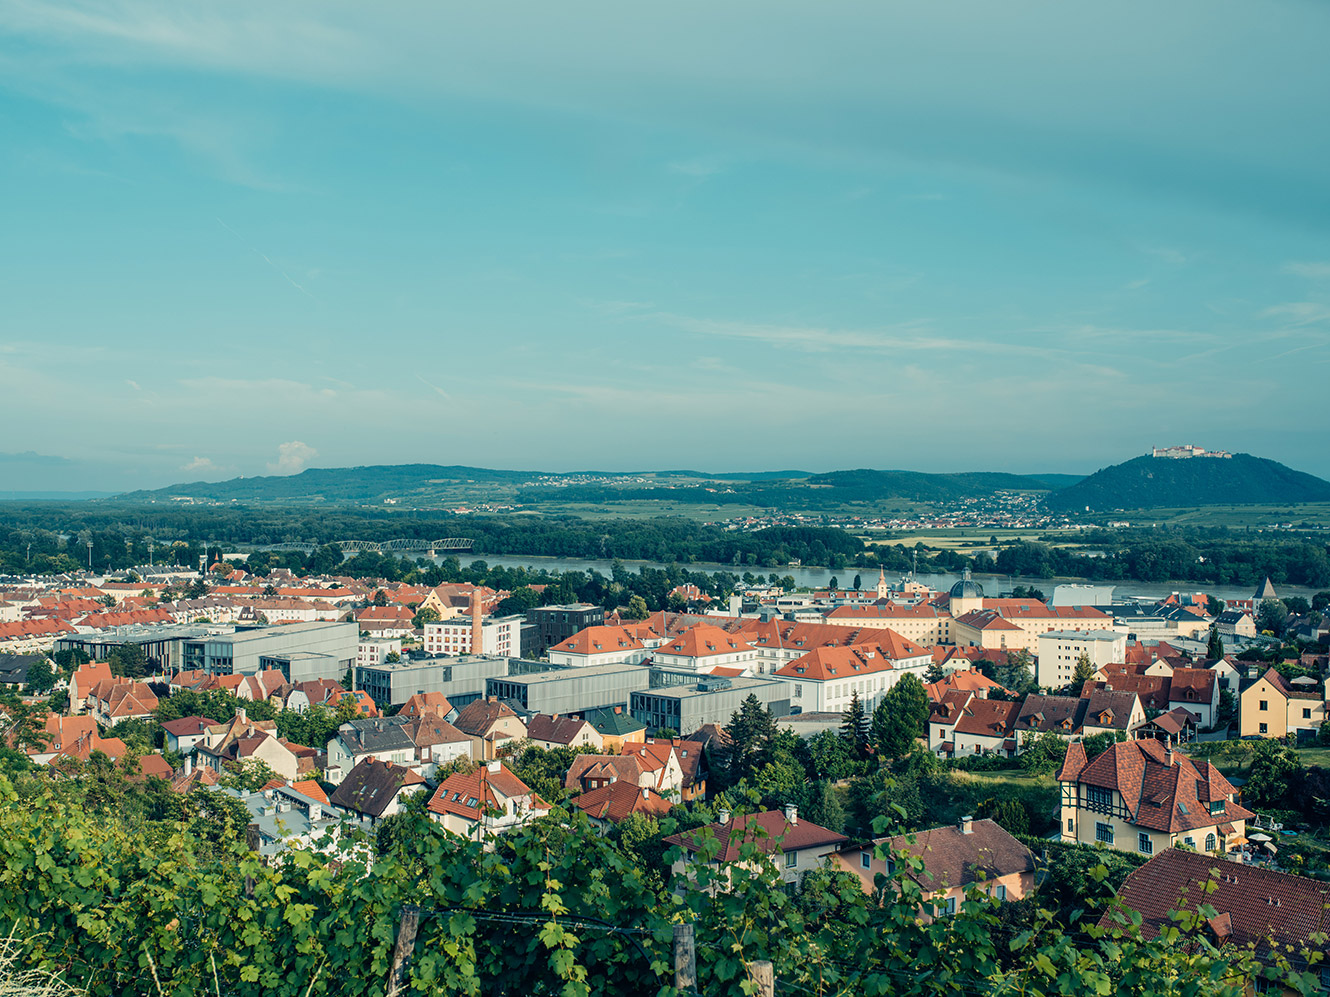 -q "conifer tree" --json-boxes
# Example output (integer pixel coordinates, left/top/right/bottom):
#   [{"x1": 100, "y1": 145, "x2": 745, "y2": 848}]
[{"x1": 840, "y1": 692, "x2": 869, "y2": 758}]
